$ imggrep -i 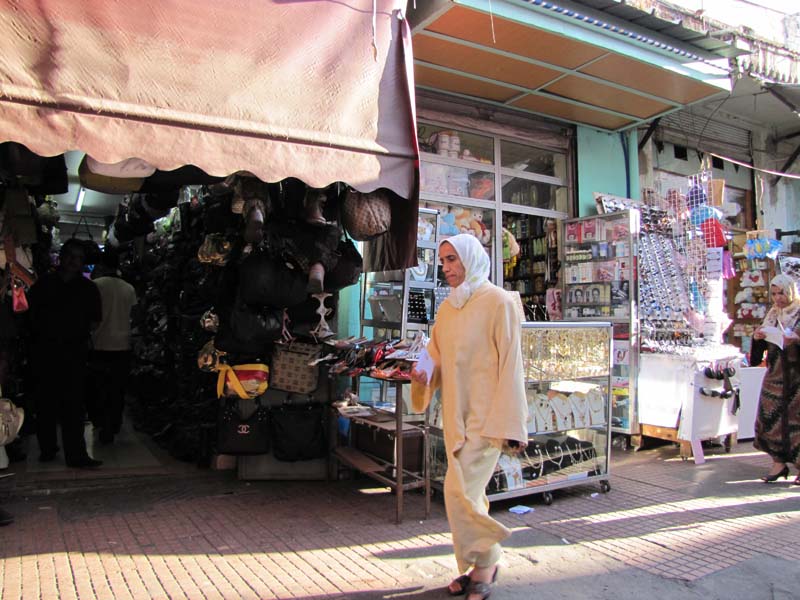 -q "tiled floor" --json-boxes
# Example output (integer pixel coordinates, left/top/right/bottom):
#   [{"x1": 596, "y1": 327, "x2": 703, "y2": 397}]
[{"x1": 1, "y1": 434, "x2": 799, "y2": 599}]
